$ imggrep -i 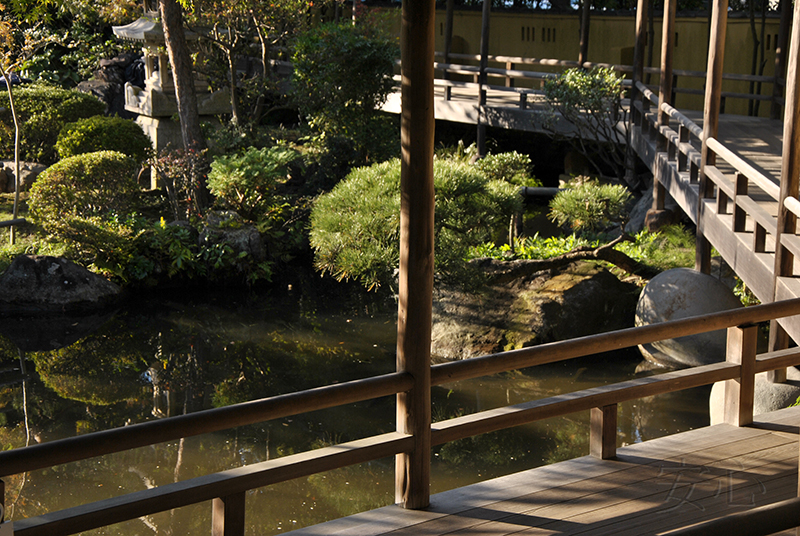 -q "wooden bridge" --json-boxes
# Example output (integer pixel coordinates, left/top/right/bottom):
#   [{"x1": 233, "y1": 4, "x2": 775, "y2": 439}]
[{"x1": 8, "y1": 0, "x2": 800, "y2": 535}]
